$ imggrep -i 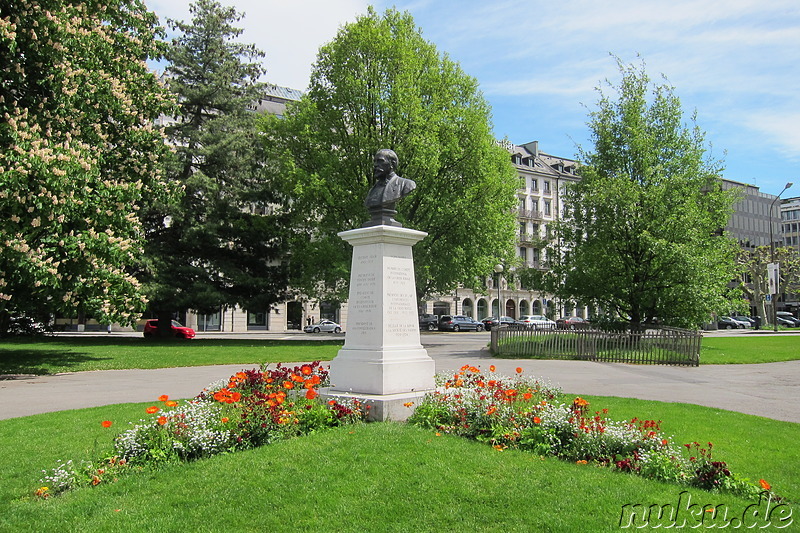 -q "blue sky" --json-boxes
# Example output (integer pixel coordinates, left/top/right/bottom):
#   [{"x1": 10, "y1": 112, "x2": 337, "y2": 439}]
[{"x1": 146, "y1": 0, "x2": 800, "y2": 197}]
